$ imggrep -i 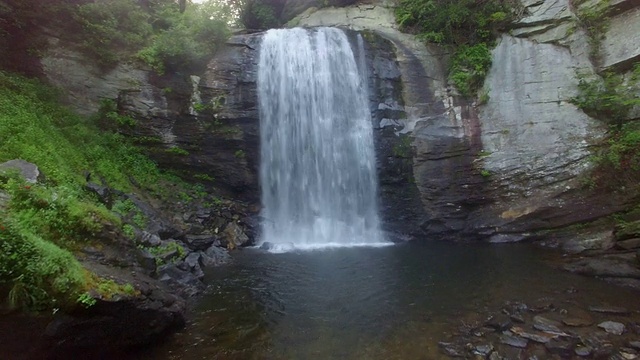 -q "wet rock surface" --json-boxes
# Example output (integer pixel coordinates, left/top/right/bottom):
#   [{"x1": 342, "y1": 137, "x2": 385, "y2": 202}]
[{"x1": 437, "y1": 293, "x2": 640, "y2": 359}]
